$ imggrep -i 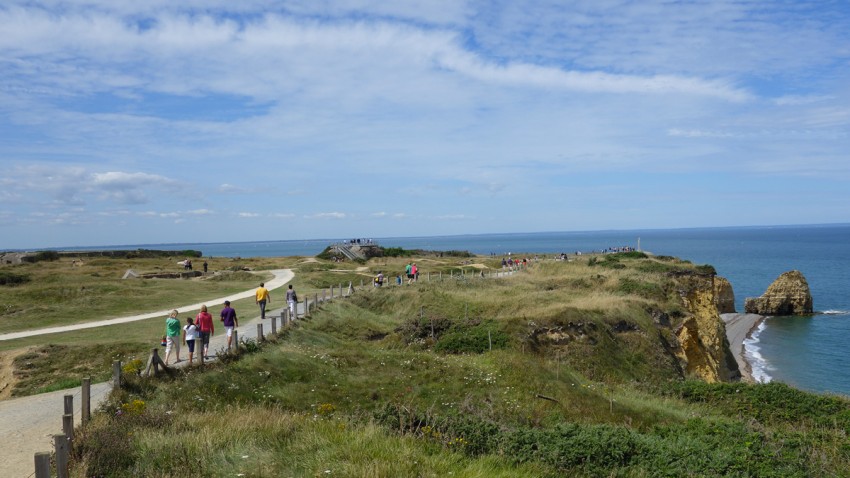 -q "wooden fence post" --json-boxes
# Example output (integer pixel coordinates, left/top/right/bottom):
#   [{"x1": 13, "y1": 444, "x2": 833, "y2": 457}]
[
  {"x1": 330, "y1": 285, "x2": 334, "y2": 299},
  {"x1": 63, "y1": 413, "x2": 74, "y2": 443},
  {"x1": 54, "y1": 434, "x2": 69, "y2": 478},
  {"x1": 315, "y1": 293, "x2": 319, "y2": 309},
  {"x1": 428, "y1": 271, "x2": 431, "y2": 281},
  {"x1": 81, "y1": 377, "x2": 91, "y2": 425},
  {"x1": 360, "y1": 279, "x2": 364, "y2": 287},
  {"x1": 232, "y1": 329, "x2": 239, "y2": 351},
  {"x1": 34, "y1": 452, "x2": 51, "y2": 478},
  {"x1": 439, "y1": 271, "x2": 442, "y2": 281},
  {"x1": 64, "y1": 394, "x2": 73, "y2": 416},
  {"x1": 304, "y1": 298, "x2": 309, "y2": 317},
  {"x1": 271, "y1": 313, "x2": 277, "y2": 335},
  {"x1": 257, "y1": 323, "x2": 264, "y2": 342},
  {"x1": 113, "y1": 360, "x2": 122, "y2": 388}
]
